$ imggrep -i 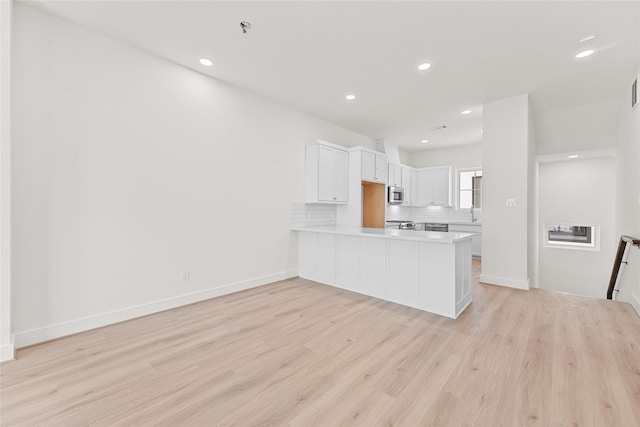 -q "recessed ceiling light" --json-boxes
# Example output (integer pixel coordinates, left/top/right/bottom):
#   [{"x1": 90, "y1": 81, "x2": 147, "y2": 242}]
[
  {"x1": 568, "y1": 155, "x2": 579, "y2": 159},
  {"x1": 199, "y1": 58, "x2": 213, "y2": 67},
  {"x1": 417, "y1": 63, "x2": 431, "y2": 71},
  {"x1": 345, "y1": 94, "x2": 356, "y2": 101},
  {"x1": 575, "y1": 49, "x2": 594, "y2": 59},
  {"x1": 481, "y1": 129, "x2": 484, "y2": 134},
  {"x1": 461, "y1": 109, "x2": 472, "y2": 115},
  {"x1": 421, "y1": 139, "x2": 429, "y2": 144},
  {"x1": 579, "y1": 34, "x2": 596, "y2": 43}
]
